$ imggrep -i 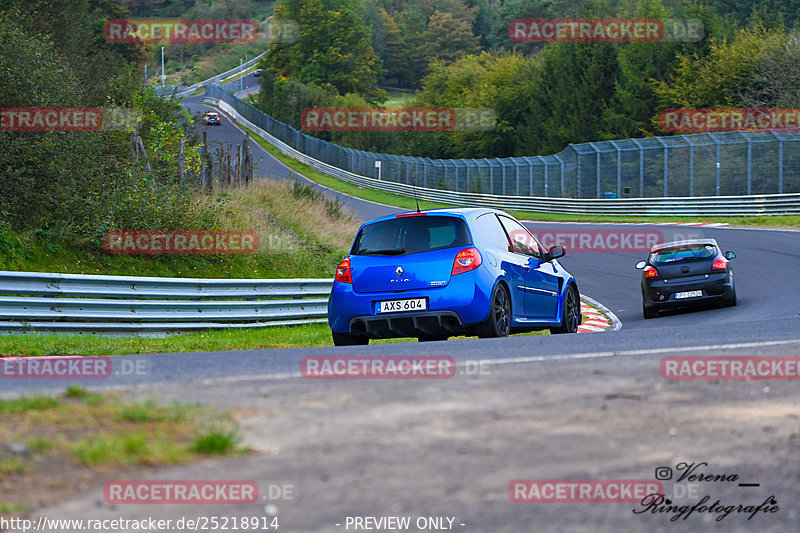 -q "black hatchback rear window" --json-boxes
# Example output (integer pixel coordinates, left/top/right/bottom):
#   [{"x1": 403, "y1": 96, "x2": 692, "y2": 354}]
[
  {"x1": 351, "y1": 215, "x2": 472, "y2": 256},
  {"x1": 651, "y1": 243, "x2": 716, "y2": 263}
]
